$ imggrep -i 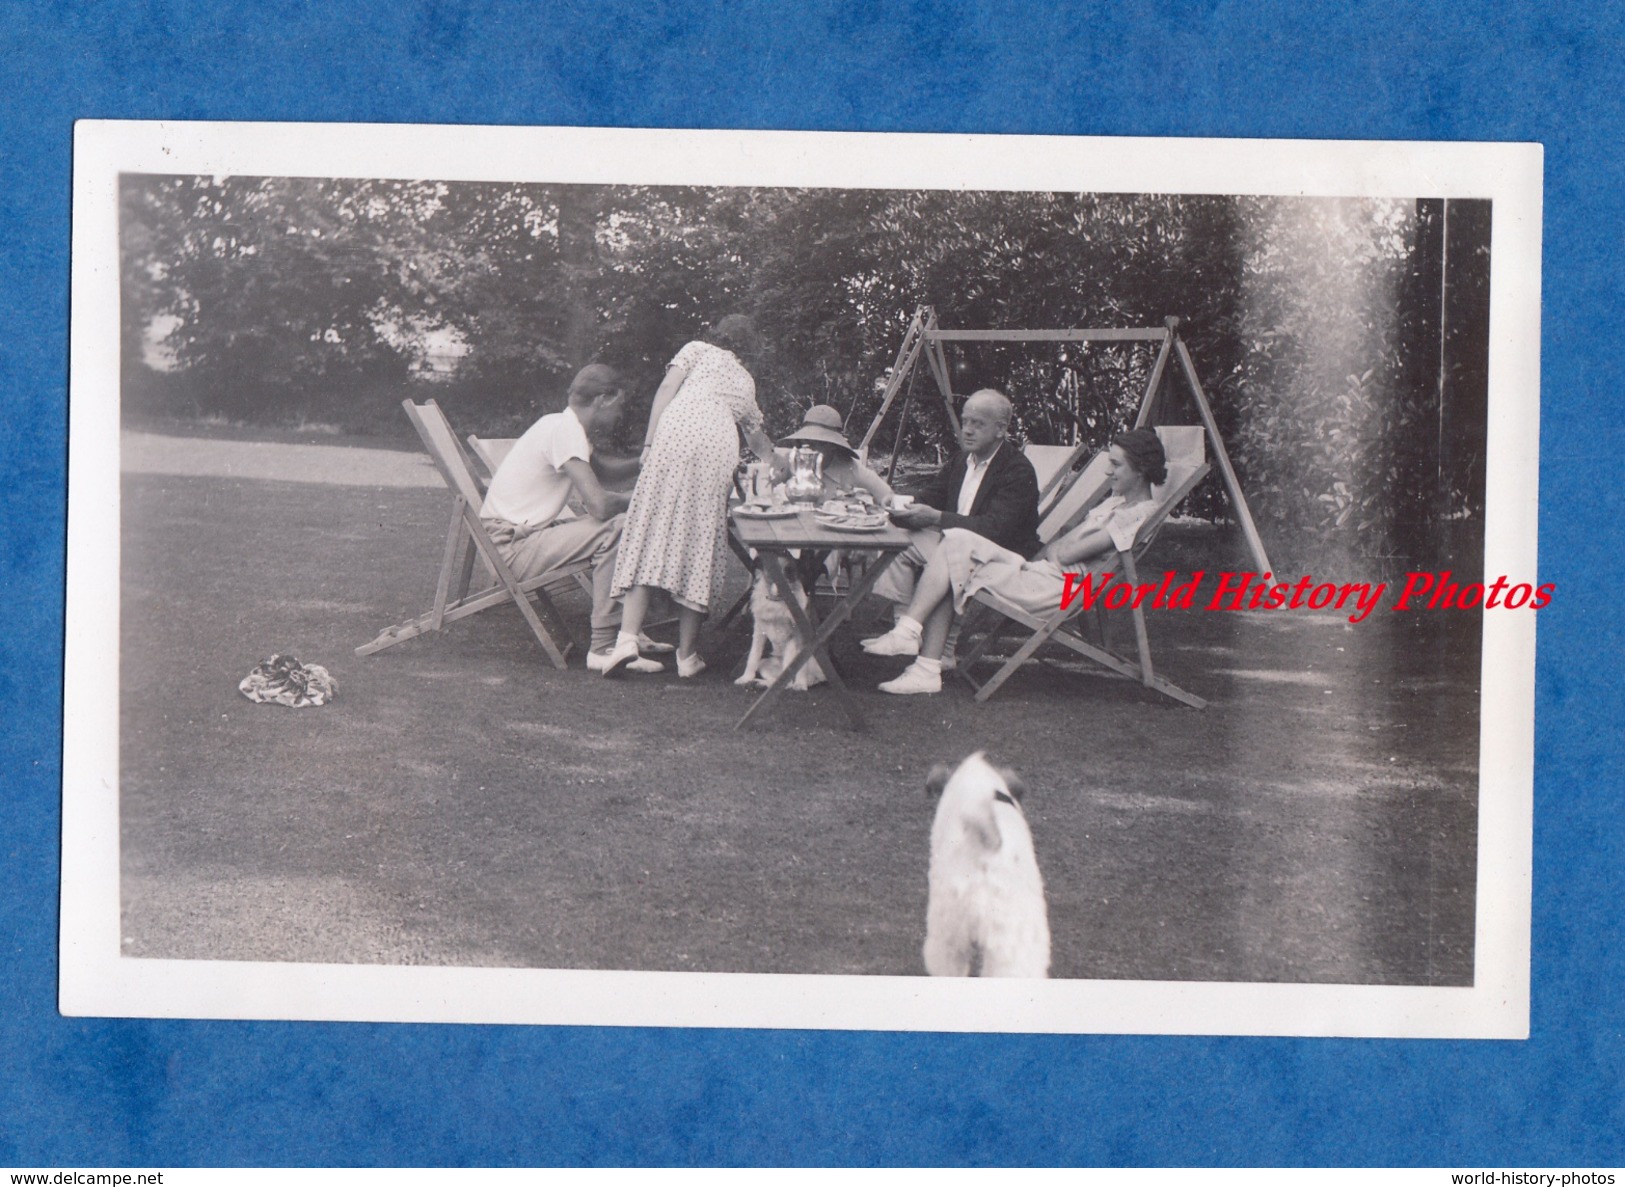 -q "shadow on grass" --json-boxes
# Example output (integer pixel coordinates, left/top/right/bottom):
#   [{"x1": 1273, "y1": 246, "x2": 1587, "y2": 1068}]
[{"x1": 119, "y1": 471, "x2": 1480, "y2": 985}]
